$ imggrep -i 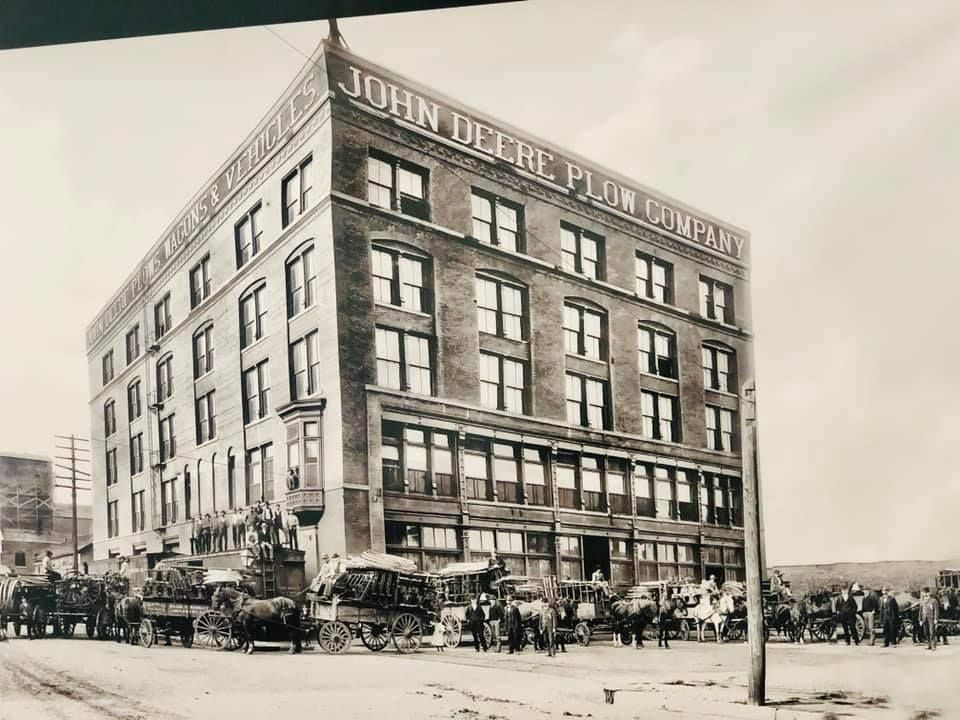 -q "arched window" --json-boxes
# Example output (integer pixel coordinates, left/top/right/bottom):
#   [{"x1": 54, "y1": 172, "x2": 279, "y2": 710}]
[
  {"x1": 192, "y1": 321, "x2": 214, "y2": 378},
  {"x1": 637, "y1": 322, "x2": 677, "y2": 379},
  {"x1": 227, "y1": 448, "x2": 236, "y2": 510},
  {"x1": 702, "y1": 342, "x2": 738, "y2": 394},
  {"x1": 372, "y1": 241, "x2": 432, "y2": 313},
  {"x1": 127, "y1": 378, "x2": 142, "y2": 420},
  {"x1": 286, "y1": 242, "x2": 316, "y2": 318},
  {"x1": 156, "y1": 352, "x2": 174, "y2": 403},
  {"x1": 210, "y1": 453, "x2": 218, "y2": 512},
  {"x1": 103, "y1": 399, "x2": 116, "y2": 437},
  {"x1": 239, "y1": 280, "x2": 267, "y2": 349}
]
